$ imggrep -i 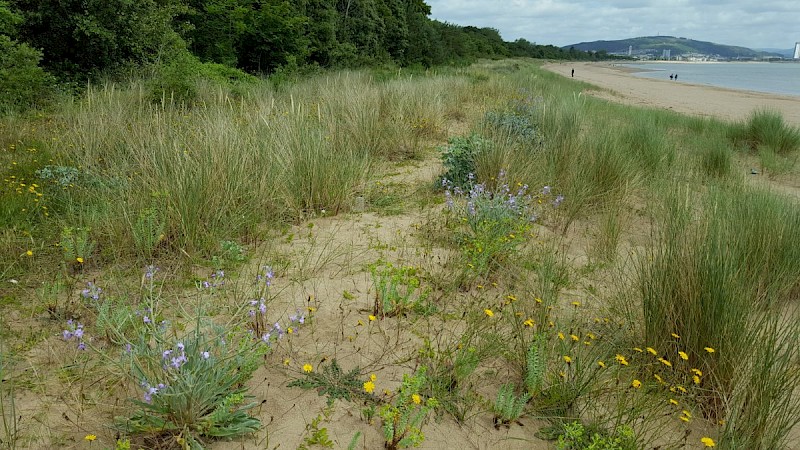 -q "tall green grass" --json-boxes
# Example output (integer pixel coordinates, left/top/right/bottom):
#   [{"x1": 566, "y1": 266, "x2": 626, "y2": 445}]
[
  {"x1": 633, "y1": 182, "x2": 800, "y2": 441},
  {"x1": 729, "y1": 108, "x2": 800, "y2": 155}
]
